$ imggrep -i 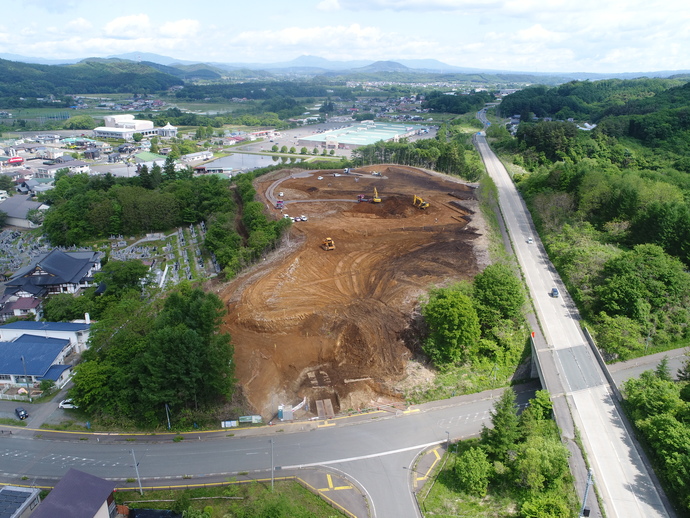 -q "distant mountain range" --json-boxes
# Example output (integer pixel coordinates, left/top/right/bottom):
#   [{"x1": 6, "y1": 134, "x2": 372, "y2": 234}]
[{"x1": 1, "y1": 51, "x2": 689, "y2": 82}]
